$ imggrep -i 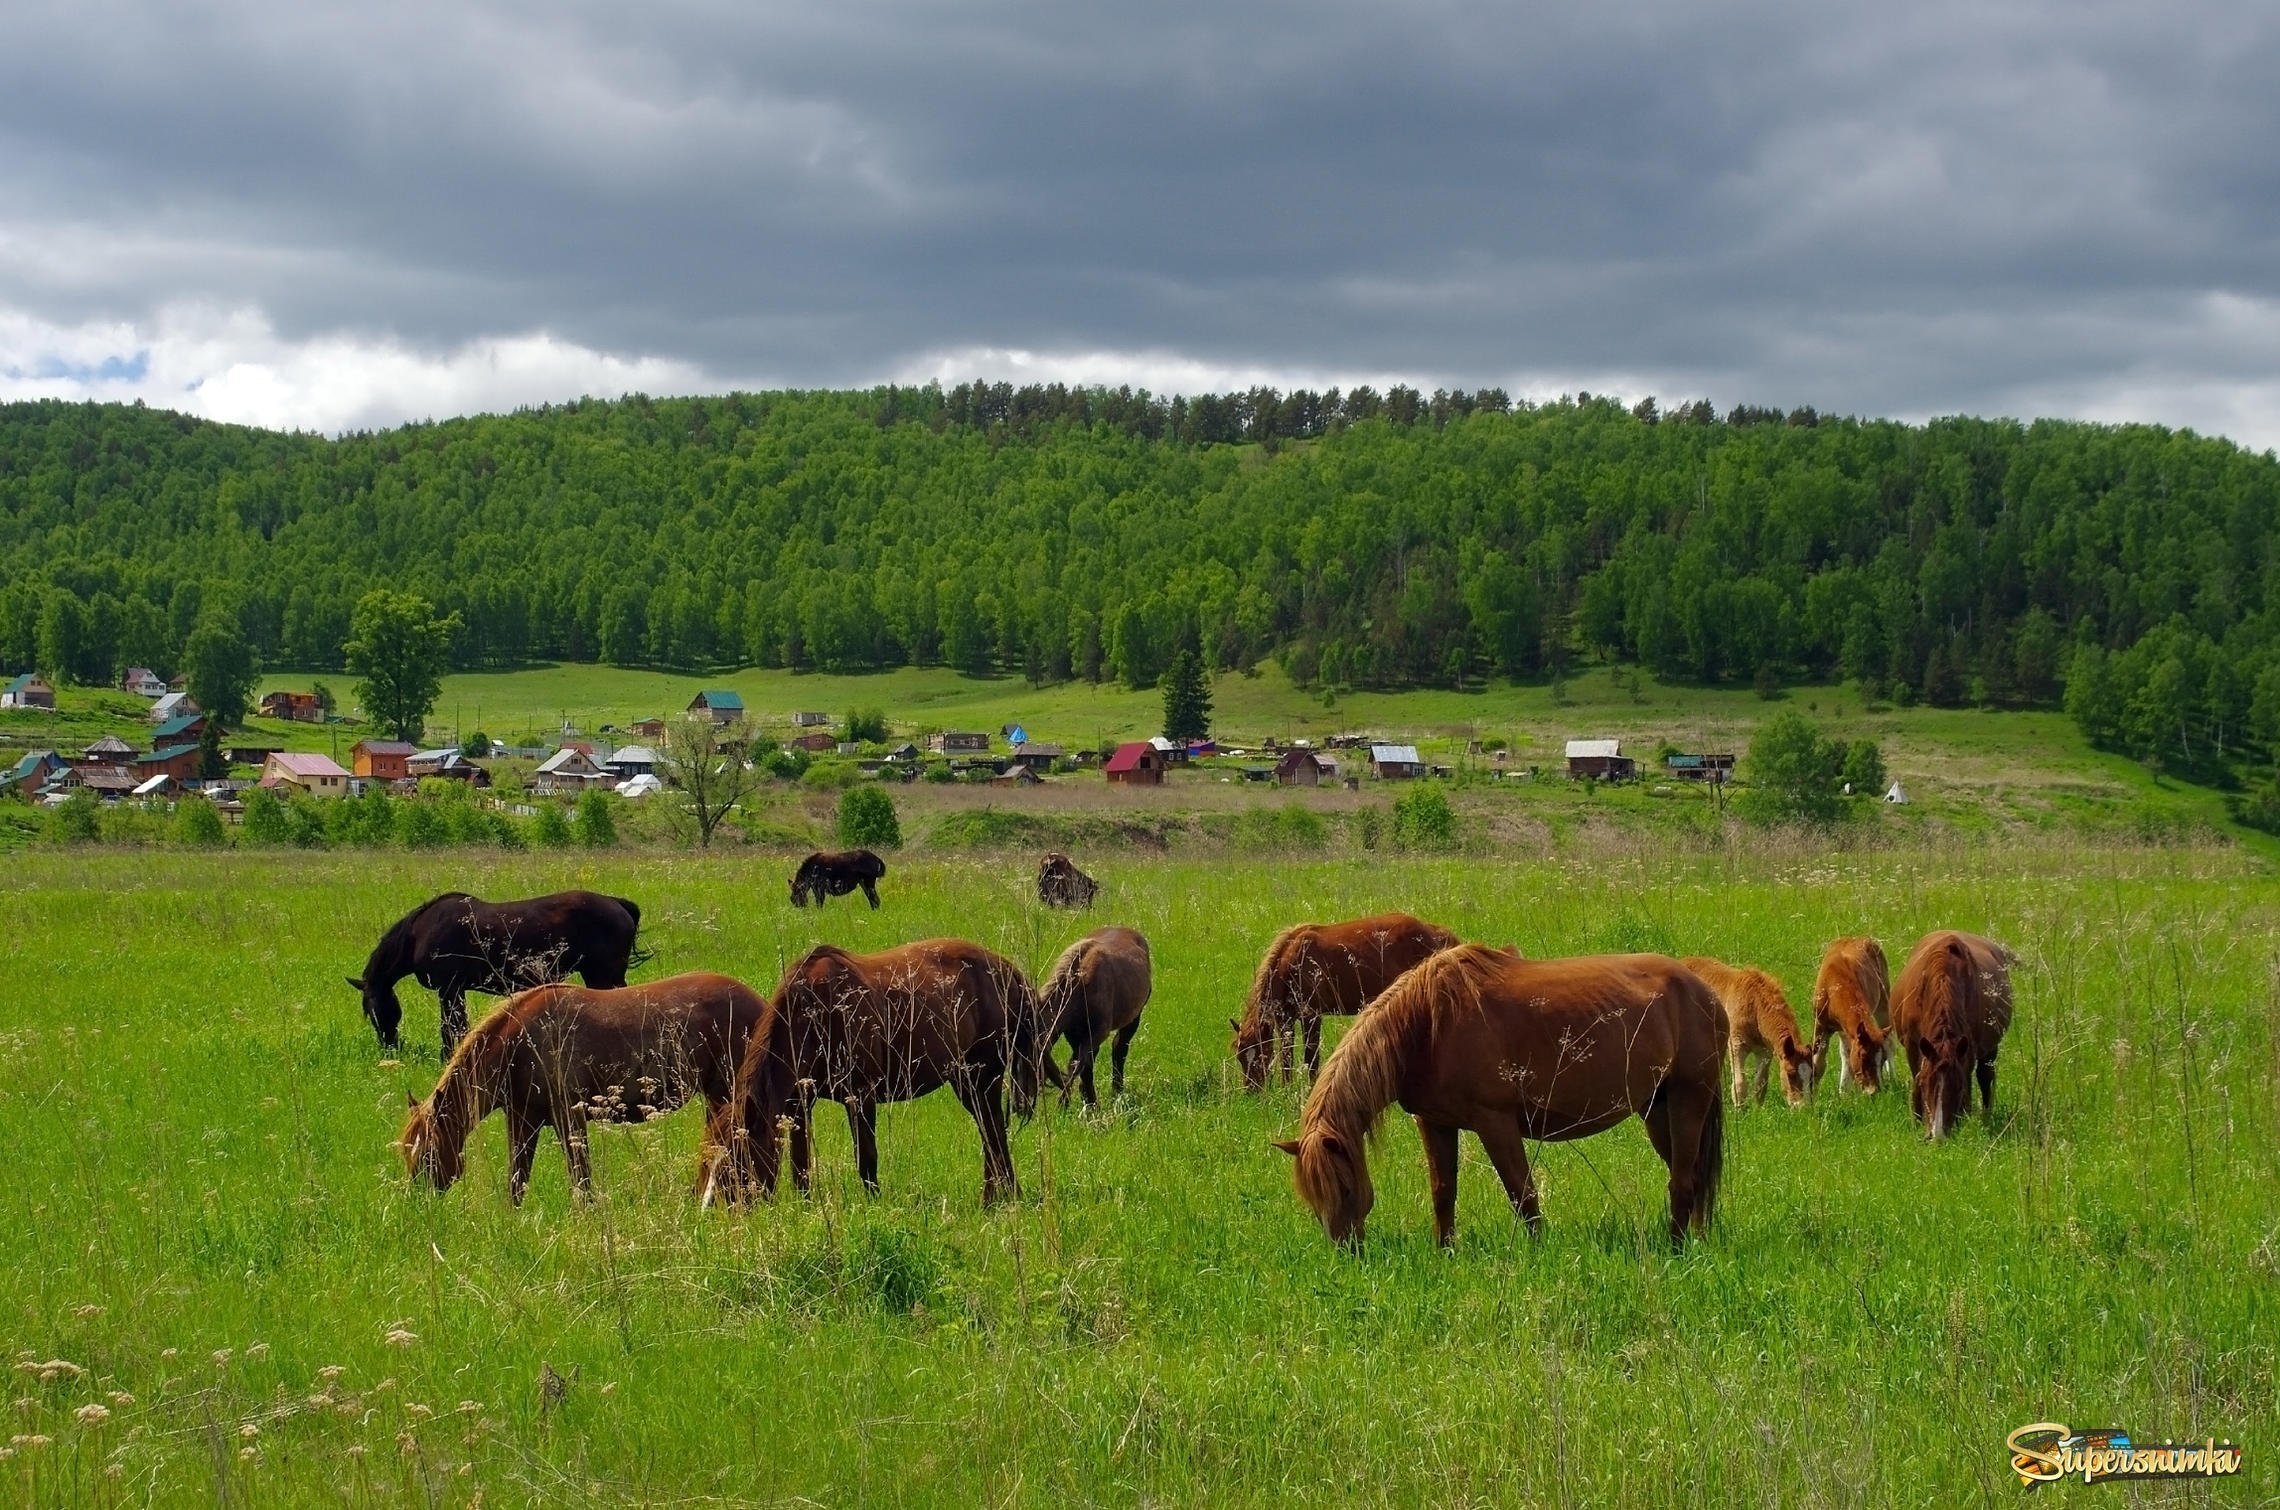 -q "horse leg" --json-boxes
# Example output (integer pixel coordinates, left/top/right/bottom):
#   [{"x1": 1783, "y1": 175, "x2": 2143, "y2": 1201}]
[
  {"x1": 1415, "y1": 1117, "x2": 1460, "y2": 1247},
  {"x1": 1072, "y1": 1033, "x2": 1101, "y2": 1109},
  {"x1": 505, "y1": 1100, "x2": 542, "y2": 1206},
  {"x1": 441, "y1": 989, "x2": 470, "y2": 1056},
  {"x1": 789, "y1": 1096, "x2": 815, "y2": 1196},
  {"x1": 1108, "y1": 1018, "x2": 1139, "y2": 1097},
  {"x1": 862, "y1": 878, "x2": 880, "y2": 910},
  {"x1": 1645, "y1": 1084, "x2": 1713, "y2": 1245},
  {"x1": 1977, "y1": 1053, "x2": 1997, "y2": 1121},
  {"x1": 1728, "y1": 1038, "x2": 1748, "y2": 1105},
  {"x1": 1752, "y1": 1053, "x2": 1773, "y2": 1106},
  {"x1": 1275, "y1": 1019, "x2": 1295, "y2": 1084},
  {"x1": 554, "y1": 1108, "x2": 593, "y2": 1199},
  {"x1": 1469, "y1": 1117, "x2": 1542, "y2": 1233},
  {"x1": 954, "y1": 1068, "x2": 1018, "y2": 1205},
  {"x1": 845, "y1": 1102, "x2": 881, "y2": 1195}
]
